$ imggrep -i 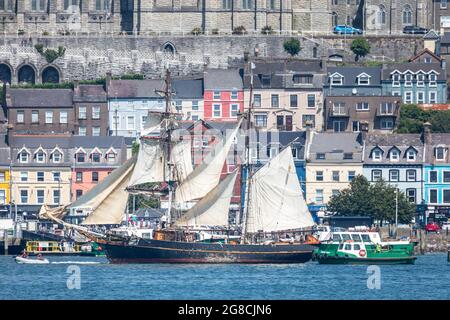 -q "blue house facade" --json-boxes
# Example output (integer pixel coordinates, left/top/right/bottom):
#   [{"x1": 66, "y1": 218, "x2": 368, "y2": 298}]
[
  {"x1": 381, "y1": 63, "x2": 447, "y2": 104},
  {"x1": 324, "y1": 66, "x2": 382, "y2": 97}
]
